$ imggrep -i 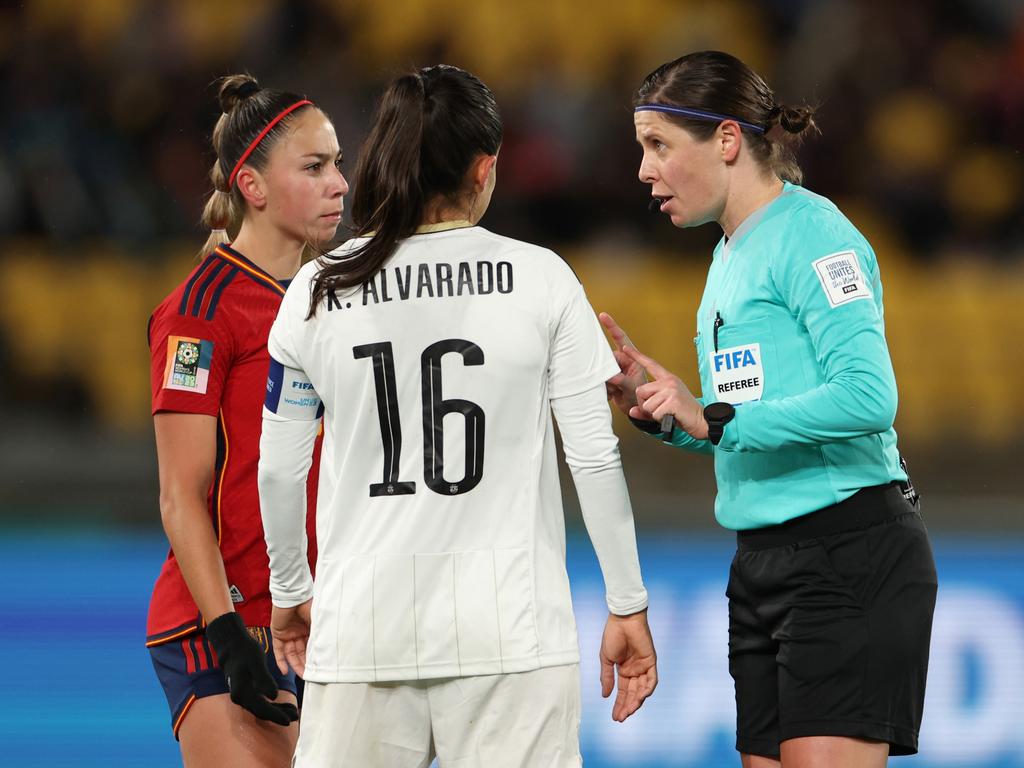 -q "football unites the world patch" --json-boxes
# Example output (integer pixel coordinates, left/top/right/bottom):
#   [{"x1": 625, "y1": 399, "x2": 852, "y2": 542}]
[
  {"x1": 812, "y1": 250, "x2": 873, "y2": 307},
  {"x1": 163, "y1": 336, "x2": 214, "y2": 393}
]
